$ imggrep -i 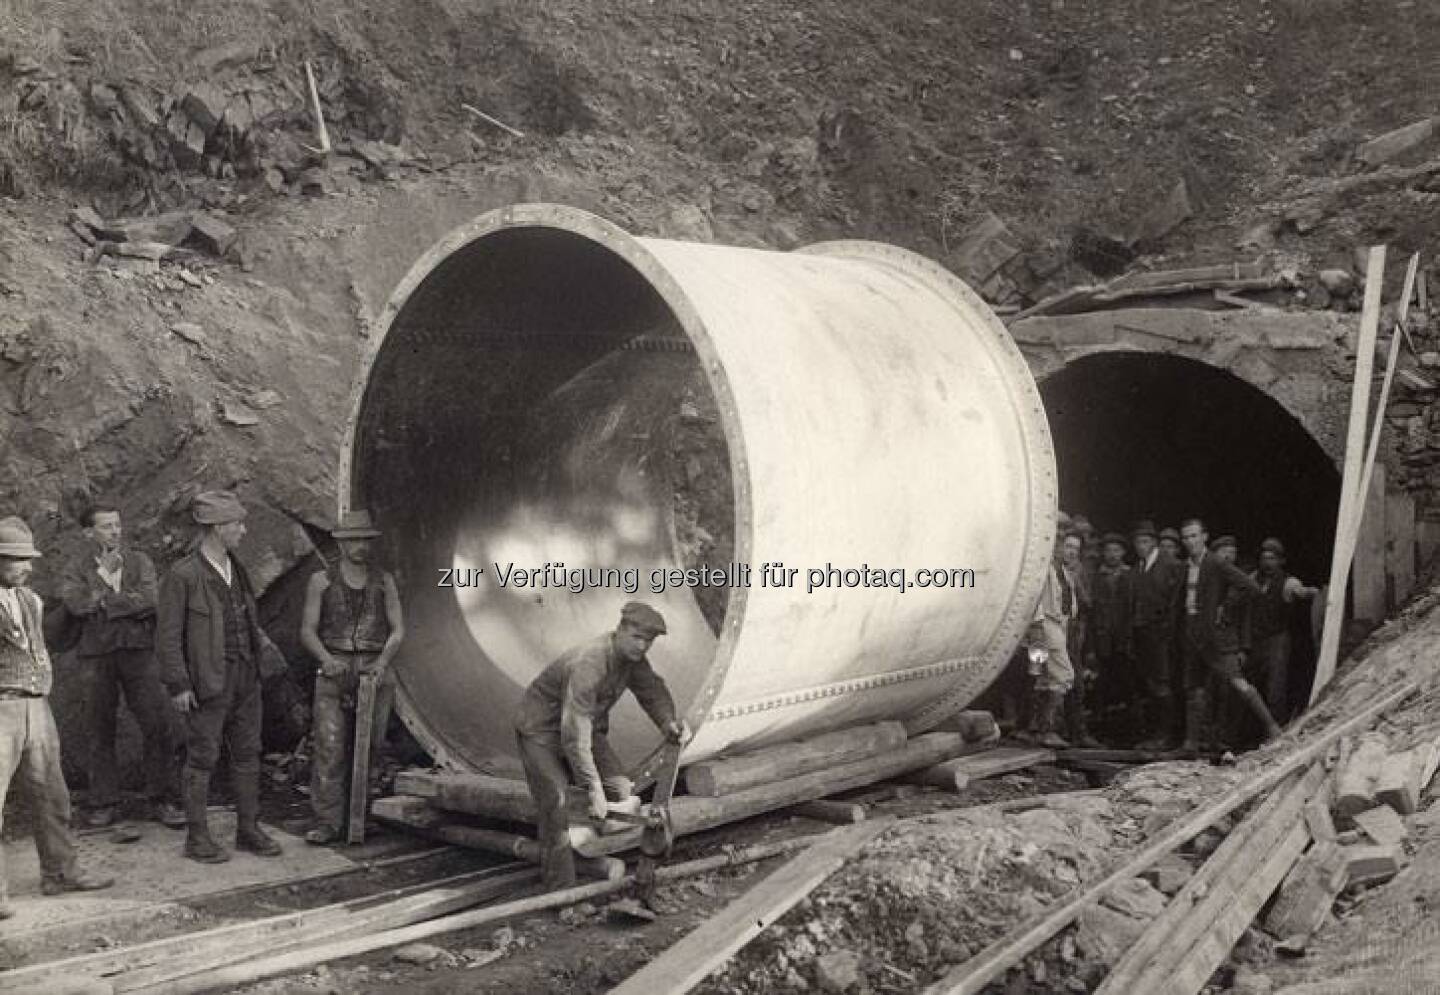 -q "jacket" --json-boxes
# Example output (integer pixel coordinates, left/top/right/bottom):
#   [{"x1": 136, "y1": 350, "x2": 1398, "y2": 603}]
[
  {"x1": 0, "y1": 586, "x2": 52, "y2": 695},
  {"x1": 1091, "y1": 563, "x2": 1133, "y2": 658},
  {"x1": 1176, "y1": 551, "x2": 1260, "y2": 653},
  {"x1": 58, "y1": 547, "x2": 158, "y2": 656},
  {"x1": 157, "y1": 551, "x2": 271, "y2": 700},
  {"x1": 1131, "y1": 550, "x2": 1182, "y2": 631}
]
